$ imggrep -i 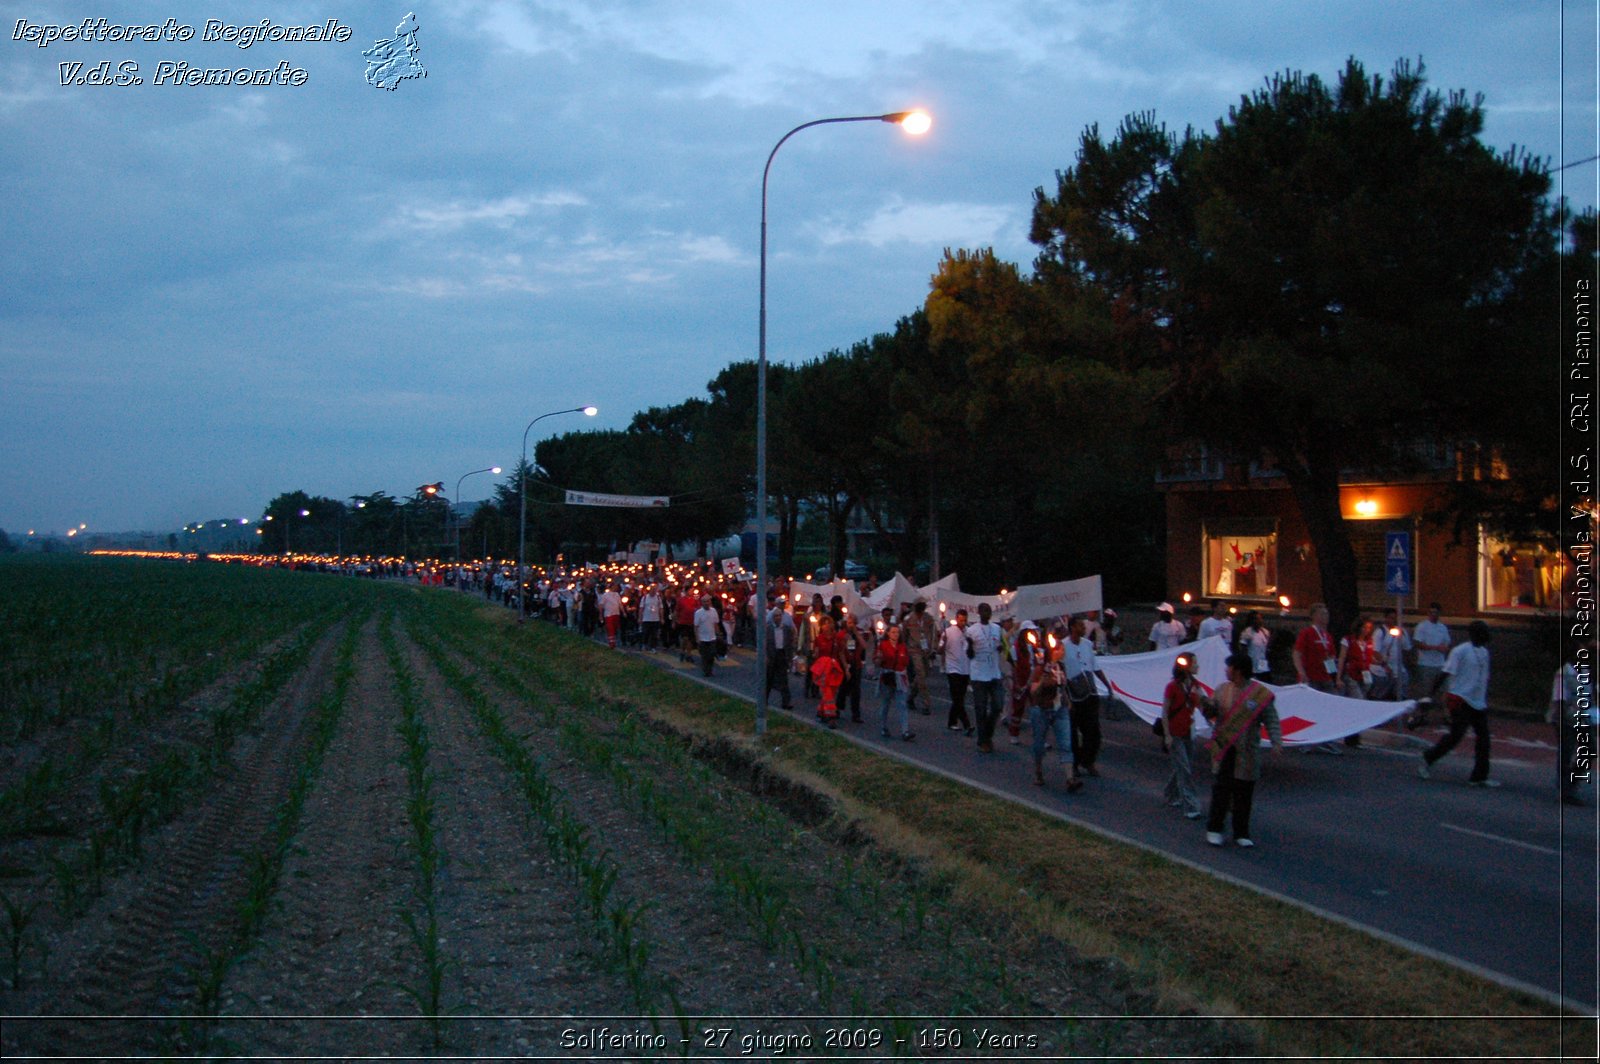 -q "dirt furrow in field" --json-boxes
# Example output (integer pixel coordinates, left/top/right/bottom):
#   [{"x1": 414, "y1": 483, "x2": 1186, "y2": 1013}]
[
  {"x1": 204, "y1": 613, "x2": 419, "y2": 1057},
  {"x1": 413, "y1": 628, "x2": 814, "y2": 1024},
  {"x1": 390, "y1": 629, "x2": 645, "y2": 1054},
  {"x1": 1, "y1": 621, "x2": 345, "y2": 1058}
]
